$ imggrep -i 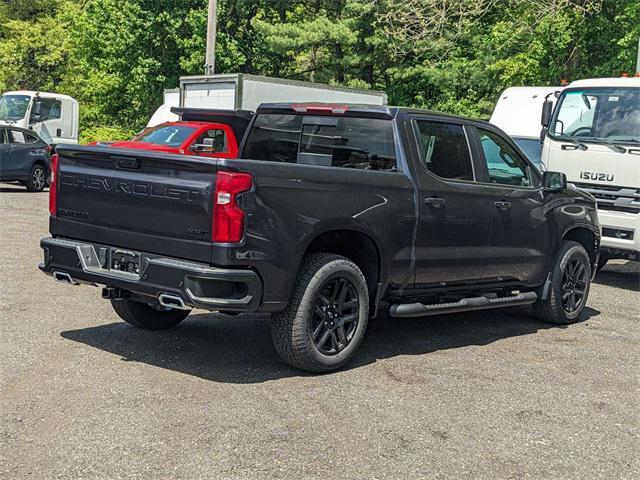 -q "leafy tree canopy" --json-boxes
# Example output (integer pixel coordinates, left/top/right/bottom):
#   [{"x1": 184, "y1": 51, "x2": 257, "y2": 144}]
[{"x1": 0, "y1": 0, "x2": 637, "y2": 141}]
